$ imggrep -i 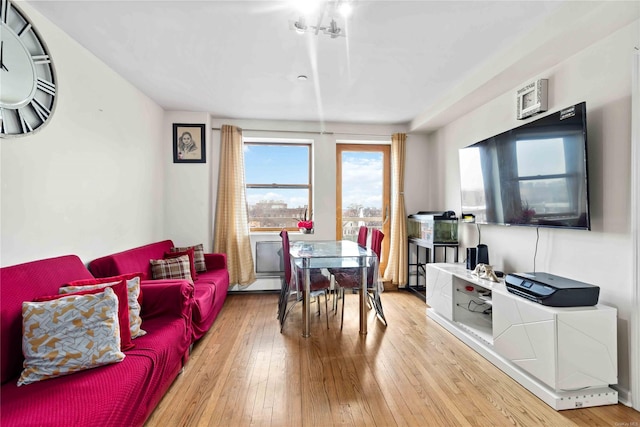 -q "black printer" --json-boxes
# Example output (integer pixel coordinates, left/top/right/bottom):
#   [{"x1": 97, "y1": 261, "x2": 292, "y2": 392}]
[{"x1": 505, "y1": 272, "x2": 600, "y2": 307}]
